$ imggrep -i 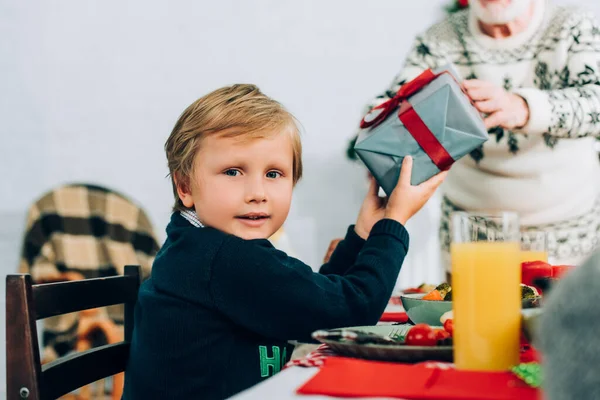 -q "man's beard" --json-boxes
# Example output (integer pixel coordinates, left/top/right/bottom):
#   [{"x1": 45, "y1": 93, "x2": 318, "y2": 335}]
[{"x1": 470, "y1": 0, "x2": 533, "y2": 25}]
